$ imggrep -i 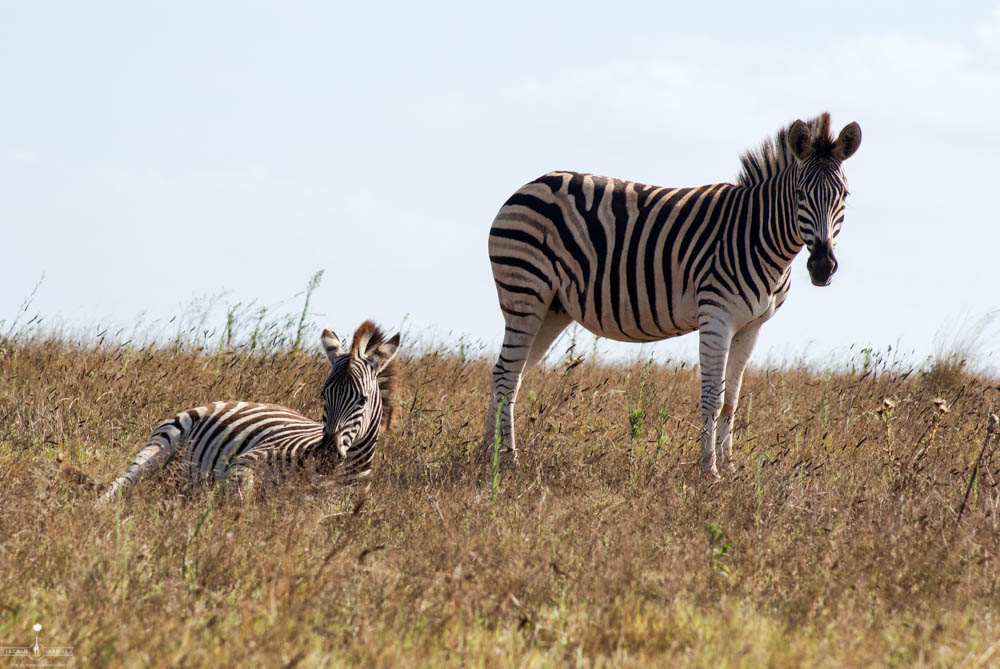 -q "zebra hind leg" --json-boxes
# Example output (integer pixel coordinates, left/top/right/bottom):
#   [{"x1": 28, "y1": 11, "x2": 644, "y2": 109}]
[
  {"x1": 525, "y1": 306, "x2": 573, "y2": 369},
  {"x1": 482, "y1": 302, "x2": 571, "y2": 463},
  {"x1": 97, "y1": 430, "x2": 182, "y2": 505}
]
